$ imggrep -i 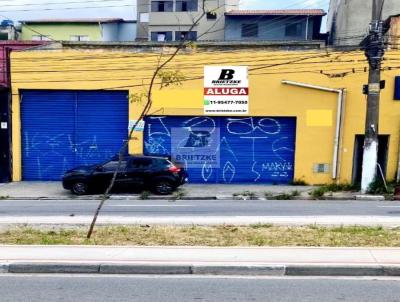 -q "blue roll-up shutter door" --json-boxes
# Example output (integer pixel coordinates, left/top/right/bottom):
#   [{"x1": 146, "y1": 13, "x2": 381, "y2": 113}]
[
  {"x1": 21, "y1": 90, "x2": 128, "y2": 180},
  {"x1": 144, "y1": 116, "x2": 296, "y2": 184}
]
